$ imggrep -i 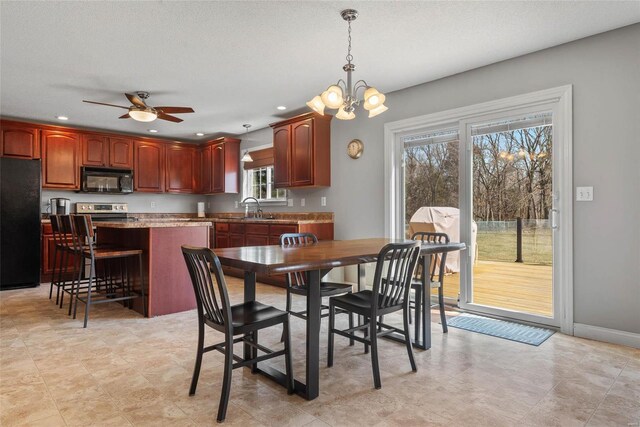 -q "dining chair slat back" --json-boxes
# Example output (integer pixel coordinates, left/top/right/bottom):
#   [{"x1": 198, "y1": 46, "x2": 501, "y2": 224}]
[{"x1": 375, "y1": 242, "x2": 421, "y2": 311}]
